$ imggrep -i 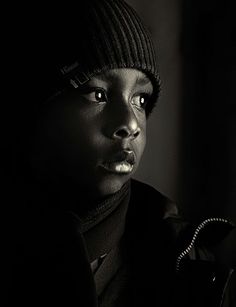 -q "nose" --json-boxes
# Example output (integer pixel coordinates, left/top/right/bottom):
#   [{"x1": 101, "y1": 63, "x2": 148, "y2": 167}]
[
  {"x1": 113, "y1": 124, "x2": 140, "y2": 140},
  {"x1": 109, "y1": 104, "x2": 141, "y2": 141}
]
